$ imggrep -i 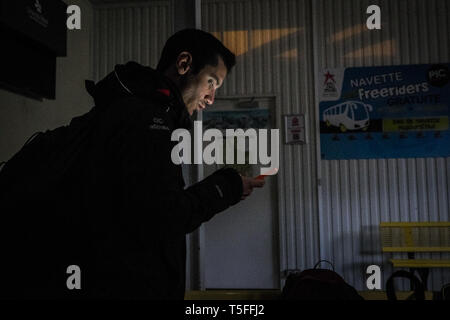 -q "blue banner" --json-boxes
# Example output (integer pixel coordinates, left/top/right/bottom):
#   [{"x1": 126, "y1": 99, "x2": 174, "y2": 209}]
[{"x1": 318, "y1": 64, "x2": 450, "y2": 160}]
